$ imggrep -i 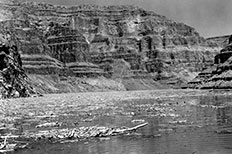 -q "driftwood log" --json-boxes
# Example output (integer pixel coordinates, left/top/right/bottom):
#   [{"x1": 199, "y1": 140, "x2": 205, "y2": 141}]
[{"x1": 0, "y1": 123, "x2": 149, "y2": 152}]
